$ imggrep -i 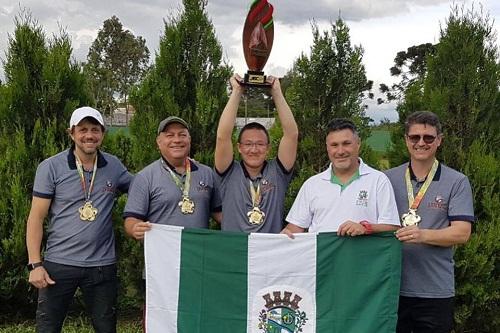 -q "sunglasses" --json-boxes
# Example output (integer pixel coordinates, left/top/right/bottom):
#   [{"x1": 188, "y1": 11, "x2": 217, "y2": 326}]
[{"x1": 407, "y1": 134, "x2": 437, "y2": 144}]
